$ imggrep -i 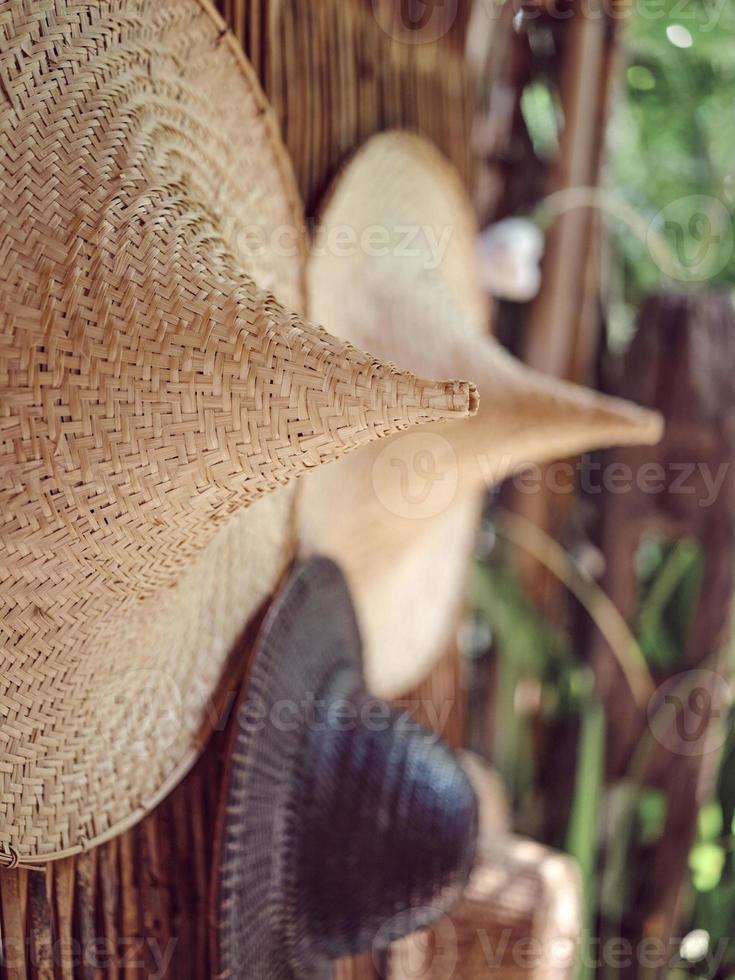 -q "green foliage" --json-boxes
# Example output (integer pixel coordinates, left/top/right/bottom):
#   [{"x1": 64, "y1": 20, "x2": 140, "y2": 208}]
[
  {"x1": 521, "y1": 81, "x2": 560, "y2": 161},
  {"x1": 637, "y1": 787, "x2": 668, "y2": 844},
  {"x1": 690, "y1": 842, "x2": 726, "y2": 893},
  {"x1": 634, "y1": 535, "x2": 704, "y2": 670},
  {"x1": 471, "y1": 559, "x2": 572, "y2": 680},
  {"x1": 609, "y1": 0, "x2": 735, "y2": 302},
  {"x1": 472, "y1": 524, "x2": 733, "y2": 978},
  {"x1": 689, "y1": 709, "x2": 735, "y2": 974},
  {"x1": 470, "y1": 558, "x2": 574, "y2": 803},
  {"x1": 698, "y1": 802, "x2": 724, "y2": 842},
  {"x1": 566, "y1": 696, "x2": 606, "y2": 980}
]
